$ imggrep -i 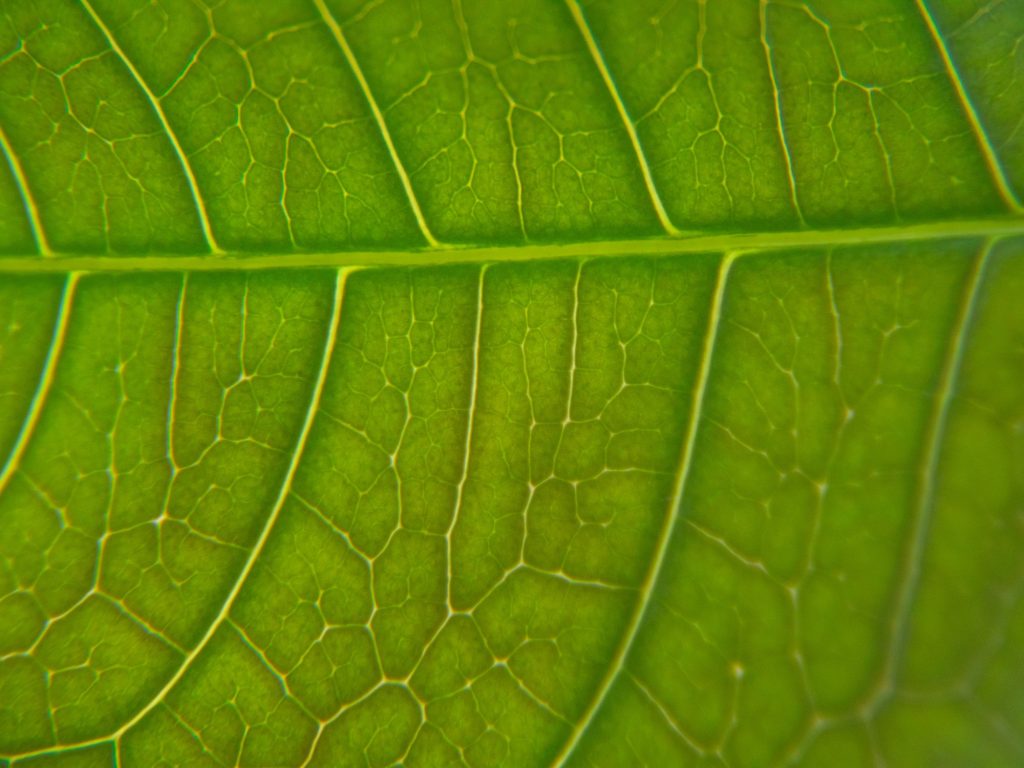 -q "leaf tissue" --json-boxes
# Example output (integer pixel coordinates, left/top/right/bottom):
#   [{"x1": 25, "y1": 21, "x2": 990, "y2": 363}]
[{"x1": 0, "y1": 0, "x2": 1022, "y2": 766}]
